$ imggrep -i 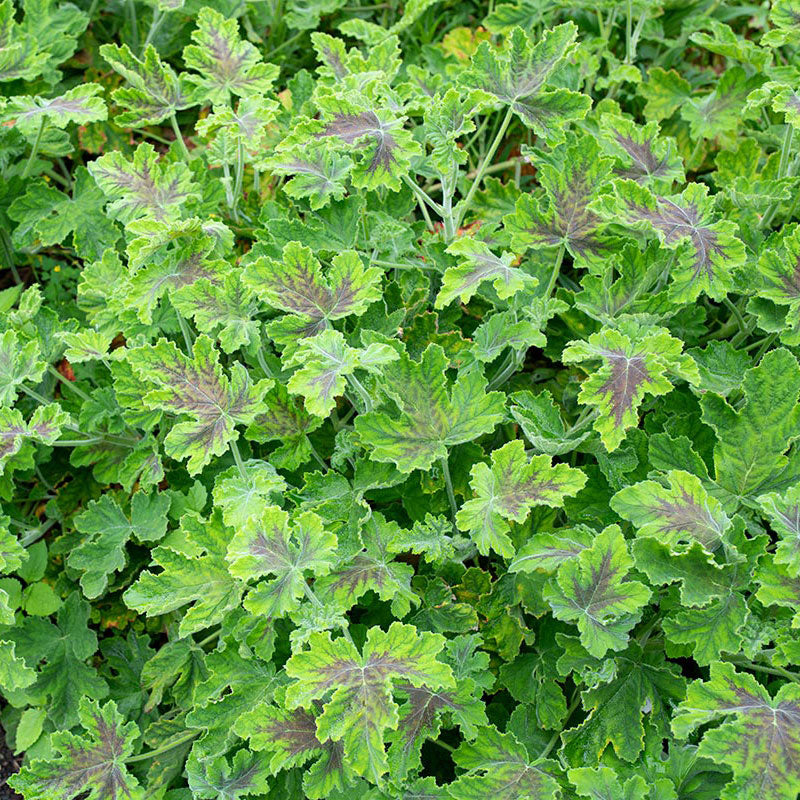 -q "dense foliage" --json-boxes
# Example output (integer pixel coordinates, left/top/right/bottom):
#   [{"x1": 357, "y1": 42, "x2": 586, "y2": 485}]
[{"x1": 2, "y1": 0, "x2": 800, "y2": 797}]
